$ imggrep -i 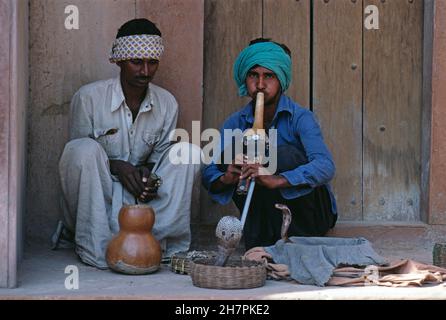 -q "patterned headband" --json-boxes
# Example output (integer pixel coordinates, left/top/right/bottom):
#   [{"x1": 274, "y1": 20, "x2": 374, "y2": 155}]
[{"x1": 109, "y1": 34, "x2": 164, "y2": 63}]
